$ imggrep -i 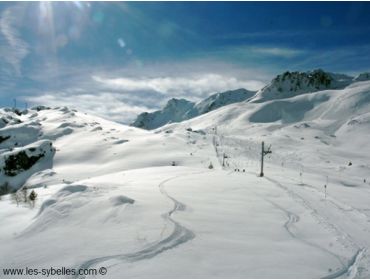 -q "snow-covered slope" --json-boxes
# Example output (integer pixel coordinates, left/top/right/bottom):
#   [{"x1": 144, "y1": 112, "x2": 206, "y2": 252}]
[
  {"x1": 155, "y1": 79, "x2": 370, "y2": 179},
  {"x1": 1, "y1": 106, "x2": 212, "y2": 185},
  {"x1": 1, "y1": 73, "x2": 370, "y2": 278},
  {"x1": 131, "y1": 88, "x2": 255, "y2": 130}
]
